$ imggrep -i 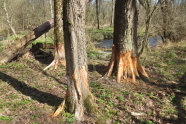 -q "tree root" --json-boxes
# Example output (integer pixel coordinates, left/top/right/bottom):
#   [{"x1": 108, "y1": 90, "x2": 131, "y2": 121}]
[
  {"x1": 43, "y1": 59, "x2": 66, "y2": 71},
  {"x1": 52, "y1": 97, "x2": 66, "y2": 117},
  {"x1": 43, "y1": 43, "x2": 65, "y2": 71},
  {"x1": 105, "y1": 46, "x2": 148, "y2": 83}
]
